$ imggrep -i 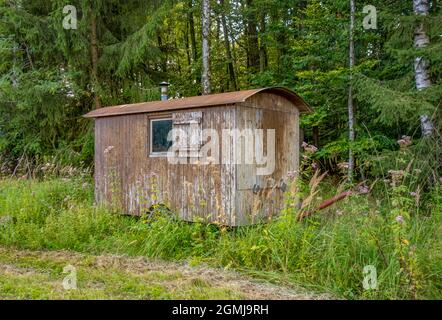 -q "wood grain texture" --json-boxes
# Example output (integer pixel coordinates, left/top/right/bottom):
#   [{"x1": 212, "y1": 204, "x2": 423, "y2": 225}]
[{"x1": 93, "y1": 92, "x2": 302, "y2": 226}]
